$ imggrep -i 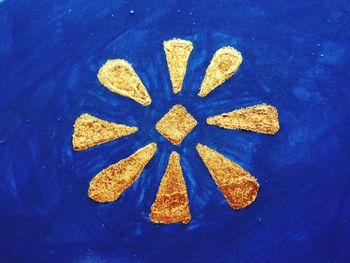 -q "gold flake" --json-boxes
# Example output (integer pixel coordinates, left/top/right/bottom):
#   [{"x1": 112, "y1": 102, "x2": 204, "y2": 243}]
[
  {"x1": 207, "y1": 104, "x2": 280, "y2": 135},
  {"x1": 98, "y1": 59, "x2": 152, "y2": 106},
  {"x1": 155, "y1": 104, "x2": 197, "y2": 145},
  {"x1": 150, "y1": 152, "x2": 191, "y2": 224},
  {"x1": 196, "y1": 144, "x2": 259, "y2": 209},
  {"x1": 198, "y1": 47, "x2": 242, "y2": 97},
  {"x1": 88, "y1": 143, "x2": 157, "y2": 202},
  {"x1": 72, "y1": 113, "x2": 138, "y2": 151},
  {"x1": 163, "y1": 38, "x2": 193, "y2": 94}
]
